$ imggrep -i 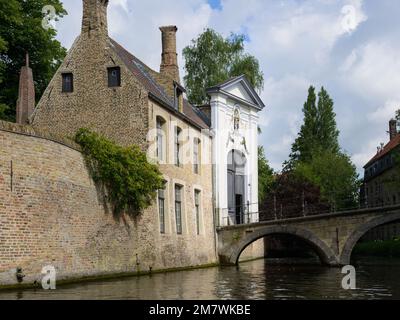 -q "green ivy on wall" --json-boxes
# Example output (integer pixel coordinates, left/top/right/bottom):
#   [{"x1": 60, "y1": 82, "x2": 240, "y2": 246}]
[{"x1": 74, "y1": 128, "x2": 164, "y2": 218}]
